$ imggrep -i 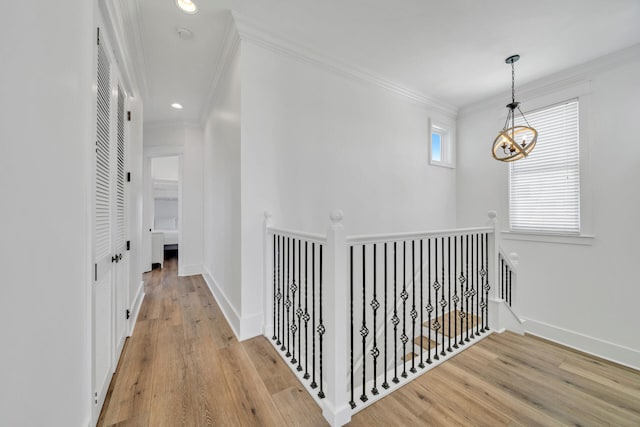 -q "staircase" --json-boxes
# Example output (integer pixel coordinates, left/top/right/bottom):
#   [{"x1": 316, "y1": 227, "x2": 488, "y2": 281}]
[{"x1": 263, "y1": 210, "x2": 524, "y2": 426}]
